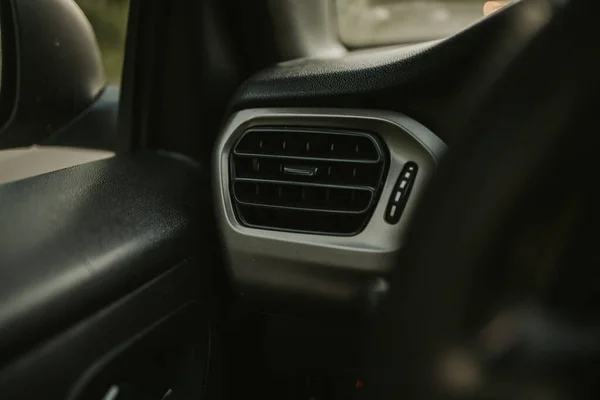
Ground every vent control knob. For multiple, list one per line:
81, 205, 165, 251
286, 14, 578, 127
283, 165, 318, 177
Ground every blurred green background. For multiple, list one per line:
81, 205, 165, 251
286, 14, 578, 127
76, 0, 129, 83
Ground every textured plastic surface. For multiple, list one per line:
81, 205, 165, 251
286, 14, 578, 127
0, 146, 113, 184
228, 0, 533, 146
0, 152, 215, 364
0, 266, 209, 400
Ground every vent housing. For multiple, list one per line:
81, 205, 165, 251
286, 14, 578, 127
230, 127, 388, 235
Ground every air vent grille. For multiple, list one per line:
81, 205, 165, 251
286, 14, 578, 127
230, 128, 387, 235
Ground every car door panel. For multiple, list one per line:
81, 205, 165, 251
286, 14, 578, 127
0, 153, 218, 398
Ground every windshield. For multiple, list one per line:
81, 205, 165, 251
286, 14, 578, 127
337, 0, 513, 46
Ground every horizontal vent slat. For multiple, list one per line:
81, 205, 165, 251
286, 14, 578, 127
234, 181, 372, 213
233, 158, 384, 186
230, 127, 387, 235
237, 205, 369, 235
232, 152, 382, 164
234, 177, 376, 191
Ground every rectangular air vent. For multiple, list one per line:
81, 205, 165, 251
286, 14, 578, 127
230, 128, 387, 235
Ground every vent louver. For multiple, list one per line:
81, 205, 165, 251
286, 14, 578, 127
230, 128, 388, 235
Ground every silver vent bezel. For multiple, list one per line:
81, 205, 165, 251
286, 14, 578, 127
214, 108, 446, 303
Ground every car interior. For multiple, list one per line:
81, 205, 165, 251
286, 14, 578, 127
0, 0, 598, 399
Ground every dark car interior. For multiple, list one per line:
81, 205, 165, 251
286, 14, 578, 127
0, 0, 598, 399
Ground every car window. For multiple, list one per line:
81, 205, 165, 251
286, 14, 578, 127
337, 0, 514, 46
76, 0, 129, 83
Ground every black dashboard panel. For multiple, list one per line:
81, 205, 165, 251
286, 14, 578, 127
228, 1, 530, 145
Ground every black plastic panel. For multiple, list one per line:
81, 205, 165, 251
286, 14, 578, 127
0, 262, 209, 400
228, 1, 533, 146
233, 157, 383, 186
234, 181, 372, 212
0, 152, 216, 365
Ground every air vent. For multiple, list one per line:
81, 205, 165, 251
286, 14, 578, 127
230, 128, 387, 235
